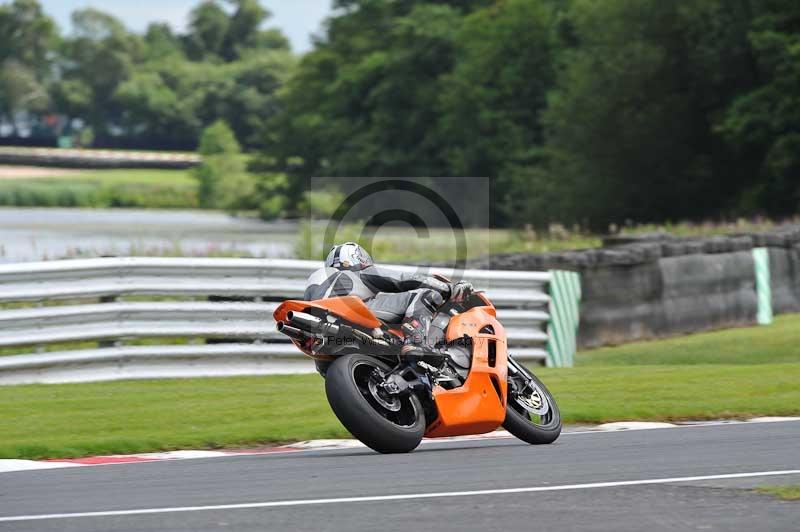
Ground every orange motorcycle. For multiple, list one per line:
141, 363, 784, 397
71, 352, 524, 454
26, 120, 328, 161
274, 286, 561, 453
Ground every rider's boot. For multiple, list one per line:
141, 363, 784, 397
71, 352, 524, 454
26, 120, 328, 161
400, 343, 449, 368
400, 316, 449, 368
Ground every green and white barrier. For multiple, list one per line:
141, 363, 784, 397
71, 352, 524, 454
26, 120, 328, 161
546, 270, 582, 367
752, 247, 773, 325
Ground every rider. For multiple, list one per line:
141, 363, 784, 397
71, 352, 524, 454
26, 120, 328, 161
304, 242, 472, 366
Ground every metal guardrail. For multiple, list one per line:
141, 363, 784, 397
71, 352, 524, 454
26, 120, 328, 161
0, 257, 552, 385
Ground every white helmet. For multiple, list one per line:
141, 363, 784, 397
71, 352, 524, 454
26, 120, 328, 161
325, 242, 373, 271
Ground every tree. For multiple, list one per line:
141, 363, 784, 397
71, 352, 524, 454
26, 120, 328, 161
0, 0, 56, 133
264, 2, 476, 212
144, 23, 184, 61
194, 120, 246, 208
0, 0, 57, 78
439, 0, 558, 225
113, 68, 189, 139
540, 0, 757, 229
185, 1, 230, 60
718, 0, 800, 215
221, 0, 269, 60
0, 60, 49, 133
56, 9, 142, 136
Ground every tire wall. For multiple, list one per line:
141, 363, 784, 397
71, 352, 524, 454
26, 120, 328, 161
469, 227, 800, 348
578, 251, 757, 348
768, 247, 800, 314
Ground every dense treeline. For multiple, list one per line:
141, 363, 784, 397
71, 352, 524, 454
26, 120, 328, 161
1, 0, 798, 229
0, 0, 293, 149
265, 0, 799, 229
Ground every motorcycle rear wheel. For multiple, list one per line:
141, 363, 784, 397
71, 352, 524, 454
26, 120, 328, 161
325, 353, 425, 453
503, 363, 562, 445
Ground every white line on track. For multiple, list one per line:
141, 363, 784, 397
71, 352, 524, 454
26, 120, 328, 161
1, 469, 799, 522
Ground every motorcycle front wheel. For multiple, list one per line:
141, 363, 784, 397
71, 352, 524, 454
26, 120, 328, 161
502, 359, 562, 445
325, 353, 425, 453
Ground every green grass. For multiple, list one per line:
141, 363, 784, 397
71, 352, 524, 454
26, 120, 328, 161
13, 168, 196, 185
576, 314, 800, 366
620, 217, 800, 239
0, 375, 338, 459
545, 363, 800, 423
1, 362, 798, 459
755, 485, 800, 501
0, 169, 198, 209
1, 315, 798, 460
296, 223, 602, 262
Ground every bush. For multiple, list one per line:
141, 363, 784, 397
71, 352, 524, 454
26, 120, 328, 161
0, 182, 99, 207
194, 120, 245, 208
0, 179, 198, 209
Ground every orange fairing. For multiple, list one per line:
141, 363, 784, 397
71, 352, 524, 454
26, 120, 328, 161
424, 306, 508, 438
275, 296, 510, 438
273, 296, 381, 330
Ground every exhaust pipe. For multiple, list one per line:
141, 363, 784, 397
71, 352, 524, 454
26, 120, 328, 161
284, 311, 390, 347
287, 311, 322, 330
276, 321, 309, 342
287, 311, 340, 335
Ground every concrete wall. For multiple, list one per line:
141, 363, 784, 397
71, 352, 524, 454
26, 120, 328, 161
470, 227, 800, 348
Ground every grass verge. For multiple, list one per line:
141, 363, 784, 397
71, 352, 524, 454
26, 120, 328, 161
0, 169, 198, 209
755, 486, 800, 501
1, 362, 798, 460
1, 315, 797, 460
576, 314, 800, 366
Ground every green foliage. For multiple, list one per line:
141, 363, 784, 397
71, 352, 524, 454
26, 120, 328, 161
264, 2, 471, 210
0, 0, 56, 128
2, 0, 800, 229
0, 169, 198, 209
198, 119, 241, 156
194, 120, 246, 208
0, 60, 49, 125
440, 0, 557, 225
112, 39, 295, 148
0, 0, 294, 150
254, 171, 290, 219
540, 0, 758, 229
259, 0, 800, 229
0, 0, 57, 76
185, 0, 230, 60
718, 2, 800, 215
300, 189, 346, 218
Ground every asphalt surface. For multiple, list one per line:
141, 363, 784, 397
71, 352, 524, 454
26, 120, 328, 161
1, 421, 798, 531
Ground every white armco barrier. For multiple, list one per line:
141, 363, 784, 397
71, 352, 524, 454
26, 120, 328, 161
0, 257, 555, 385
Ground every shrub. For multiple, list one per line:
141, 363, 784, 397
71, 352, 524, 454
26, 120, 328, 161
194, 120, 245, 208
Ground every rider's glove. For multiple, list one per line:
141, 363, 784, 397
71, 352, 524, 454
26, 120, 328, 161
450, 281, 474, 302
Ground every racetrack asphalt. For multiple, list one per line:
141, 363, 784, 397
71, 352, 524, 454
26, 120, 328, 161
1, 420, 798, 531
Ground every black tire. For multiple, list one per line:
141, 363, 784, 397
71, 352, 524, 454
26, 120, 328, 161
325, 353, 425, 454
314, 359, 331, 377
502, 366, 562, 445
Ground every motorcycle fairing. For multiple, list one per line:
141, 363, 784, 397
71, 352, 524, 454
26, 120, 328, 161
424, 306, 508, 437
273, 295, 508, 439
274, 296, 382, 329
